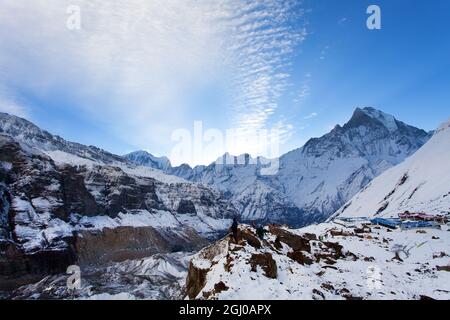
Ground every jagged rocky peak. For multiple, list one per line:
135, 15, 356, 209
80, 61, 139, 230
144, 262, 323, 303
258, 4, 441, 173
0, 112, 125, 164
346, 107, 398, 131
303, 107, 430, 159
345, 107, 431, 139
123, 150, 172, 171
173, 107, 432, 227
333, 116, 450, 218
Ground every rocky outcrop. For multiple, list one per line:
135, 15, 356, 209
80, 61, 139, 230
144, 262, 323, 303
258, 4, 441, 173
0, 128, 236, 292
185, 237, 230, 299
0, 240, 76, 291
185, 224, 365, 299
186, 221, 450, 300
75, 226, 208, 265
249, 253, 277, 278
269, 225, 312, 252
186, 261, 210, 299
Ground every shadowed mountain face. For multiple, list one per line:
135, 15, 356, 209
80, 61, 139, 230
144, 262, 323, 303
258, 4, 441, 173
126, 108, 431, 227
333, 117, 450, 219
0, 112, 126, 165
0, 113, 237, 291
123, 151, 172, 171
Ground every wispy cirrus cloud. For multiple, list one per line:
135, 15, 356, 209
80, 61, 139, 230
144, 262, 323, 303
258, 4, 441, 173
304, 112, 318, 120
0, 84, 28, 117
320, 45, 330, 60
338, 17, 348, 25
224, 1, 307, 135
0, 0, 307, 164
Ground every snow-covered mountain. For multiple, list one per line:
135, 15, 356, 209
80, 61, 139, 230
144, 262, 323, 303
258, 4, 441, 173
0, 112, 237, 291
129, 107, 430, 226
185, 223, 450, 300
0, 112, 126, 165
184, 117, 450, 301
333, 118, 450, 218
123, 150, 172, 171
11, 252, 194, 300
271, 107, 431, 224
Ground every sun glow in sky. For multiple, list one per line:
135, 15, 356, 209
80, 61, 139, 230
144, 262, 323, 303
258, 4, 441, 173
0, 0, 449, 166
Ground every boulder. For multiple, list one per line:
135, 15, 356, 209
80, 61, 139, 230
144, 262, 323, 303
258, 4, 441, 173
249, 253, 277, 279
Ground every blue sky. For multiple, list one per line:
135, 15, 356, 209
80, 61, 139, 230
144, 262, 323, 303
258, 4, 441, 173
0, 0, 449, 165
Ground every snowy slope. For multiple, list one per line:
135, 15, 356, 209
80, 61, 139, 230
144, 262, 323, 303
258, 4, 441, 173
123, 150, 172, 171
334, 118, 450, 218
186, 223, 450, 300
0, 112, 125, 165
11, 252, 194, 300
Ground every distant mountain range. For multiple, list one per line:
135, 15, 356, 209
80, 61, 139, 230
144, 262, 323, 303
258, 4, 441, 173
0, 108, 445, 297
184, 117, 450, 301
125, 107, 432, 226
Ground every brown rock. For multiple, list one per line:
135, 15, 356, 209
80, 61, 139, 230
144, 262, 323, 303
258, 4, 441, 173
288, 250, 314, 265
74, 226, 207, 265
321, 283, 335, 292
436, 265, 450, 272
239, 228, 261, 249
249, 253, 277, 279
269, 226, 311, 253
214, 281, 229, 294
186, 261, 210, 299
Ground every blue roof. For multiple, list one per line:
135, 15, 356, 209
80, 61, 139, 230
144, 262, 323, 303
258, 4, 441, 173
370, 218, 401, 228
401, 221, 439, 229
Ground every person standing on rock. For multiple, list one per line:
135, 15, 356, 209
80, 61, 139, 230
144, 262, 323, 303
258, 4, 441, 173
256, 225, 266, 240
231, 217, 239, 243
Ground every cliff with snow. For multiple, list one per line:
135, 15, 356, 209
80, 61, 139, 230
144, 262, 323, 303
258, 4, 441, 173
334, 118, 450, 218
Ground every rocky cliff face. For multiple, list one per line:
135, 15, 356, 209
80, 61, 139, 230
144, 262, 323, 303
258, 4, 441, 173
0, 114, 237, 290
333, 118, 450, 219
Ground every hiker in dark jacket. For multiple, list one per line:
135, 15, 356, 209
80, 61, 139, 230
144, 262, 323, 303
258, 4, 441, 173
231, 217, 239, 243
256, 225, 266, 240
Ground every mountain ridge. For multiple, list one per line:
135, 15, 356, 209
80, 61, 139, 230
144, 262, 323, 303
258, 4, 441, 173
0, 108, 433, 226
333, 117, 450, 219
156, 107, 432, 226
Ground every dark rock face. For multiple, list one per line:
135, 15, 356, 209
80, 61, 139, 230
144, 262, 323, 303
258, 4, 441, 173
59, 166, 103, 219
249, 253, 277, 279
0, 185, 12, 239
186, 261, 209, 299
74, 227, 208, 266
0, 133, 236, 291
177, 200, 197, 214
238, 228, 261, 249
269, 225, 311, 253
0, 240, 76, 291
287, 250, 313, 266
